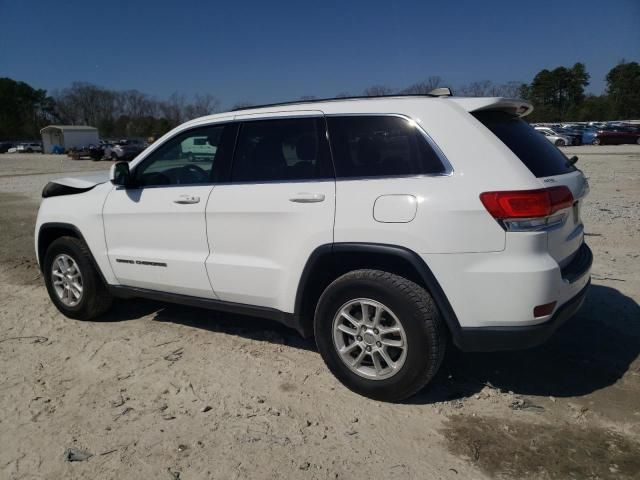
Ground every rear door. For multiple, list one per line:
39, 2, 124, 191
205, 112, 335, 312
473, 111, 588, 266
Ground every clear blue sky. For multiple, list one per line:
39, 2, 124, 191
1, 0, 638, 108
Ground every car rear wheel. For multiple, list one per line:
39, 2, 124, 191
314, 270, 446, 402
636, 137, 640, 145
43, 236, 112, 320
592, 138, 601, 145
554, 139, 565, 146
111, 152, 118, 161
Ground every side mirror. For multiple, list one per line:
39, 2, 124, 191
568, 155, 579, 166
110, 161, 131, 187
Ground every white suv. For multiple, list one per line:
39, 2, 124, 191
35, 93, 592, 401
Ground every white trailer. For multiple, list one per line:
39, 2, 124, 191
40, 125, 99, 153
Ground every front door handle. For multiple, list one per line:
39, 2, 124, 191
289, 193, 325, 203
173, 195, 200, 204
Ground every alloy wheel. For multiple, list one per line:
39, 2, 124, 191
332, 298, 407, 380
51, 254, 84, 307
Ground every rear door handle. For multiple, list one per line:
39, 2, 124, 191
289, 193, 326, 203
173, 195, 200, 204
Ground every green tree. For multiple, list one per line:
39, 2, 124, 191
0, 77, 56, 140
521, 63, 590, 122
606, 61, 640, 120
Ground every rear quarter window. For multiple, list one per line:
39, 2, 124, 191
473, 111, 576, 178
327, 116, 446, 178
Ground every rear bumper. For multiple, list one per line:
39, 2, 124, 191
421, 240, 592, 352
455, 280, 590, 352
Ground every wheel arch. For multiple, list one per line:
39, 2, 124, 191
37, 223, 108, 285
294, 243, 462, 344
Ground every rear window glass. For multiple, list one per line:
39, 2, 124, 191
327, 116, 446, 178
473, 111, 576, 178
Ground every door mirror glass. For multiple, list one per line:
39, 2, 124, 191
110, 161, 131, 186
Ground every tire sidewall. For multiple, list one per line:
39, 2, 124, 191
315, 274, 439, 400
43, 238, 99, 318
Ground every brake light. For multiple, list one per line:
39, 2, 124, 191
480, 186, 574, 219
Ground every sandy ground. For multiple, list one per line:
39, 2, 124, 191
0, 148, 638, 480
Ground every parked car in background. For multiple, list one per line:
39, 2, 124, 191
17, 142, 43, 153
0, 142, 15, 153
180, 135, 217, 162
536, 128, 572, 146
535, 127, 581, 146
585, 126, 640, 145
110, 140, 145, 161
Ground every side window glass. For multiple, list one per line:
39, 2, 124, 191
231, 117, 332, 182
327, 116, 446, 178
135, 125, 229, 187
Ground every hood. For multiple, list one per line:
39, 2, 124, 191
42, 171, 110, 198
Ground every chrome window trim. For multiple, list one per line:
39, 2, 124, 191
129, 112, 454, 189
323, 112, 454, 177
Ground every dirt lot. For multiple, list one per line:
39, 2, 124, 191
0, 149, 639, 479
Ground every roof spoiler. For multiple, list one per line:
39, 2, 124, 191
449, 97, 534, 117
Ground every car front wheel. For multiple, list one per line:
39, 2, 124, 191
314, 270, 446, 402
43, 236, 112, 320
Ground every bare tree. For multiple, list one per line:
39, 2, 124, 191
159, 92, 186, 126
362, 85, 394, 96
334, 92, 352, 98
458, 80, 524, 98
493, 81, 524, 98
53, 82, 116, 126
458, 80, 493, 97
183, 93, 221, 119
401, 76, 444, 94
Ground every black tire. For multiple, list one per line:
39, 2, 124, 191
592, 138, 601, 145
314, 269, 446, 402
111, 152, 118, 161
26, 148, 33, 153
43, 236, 112, 320
554, 139, 565, 147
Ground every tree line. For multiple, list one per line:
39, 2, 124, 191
1, 61, 638, 141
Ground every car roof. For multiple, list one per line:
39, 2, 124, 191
180, 95, 533, 127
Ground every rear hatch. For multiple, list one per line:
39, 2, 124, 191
473, 110, 588, 267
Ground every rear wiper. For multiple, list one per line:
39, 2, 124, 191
568, 155, 579, 166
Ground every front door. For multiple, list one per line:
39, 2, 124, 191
205, 113, 335, 312
103, 121, 236, 298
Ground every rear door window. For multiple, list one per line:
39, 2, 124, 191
327, 116, 446, 178
231, 117, 332, 182
473, 111, 576, 178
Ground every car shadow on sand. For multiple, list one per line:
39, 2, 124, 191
409, 283, 640, 404
100, 297, 317, 352
97, 284, 638, 402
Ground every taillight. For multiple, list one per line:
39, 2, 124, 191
480, 186, 574, 231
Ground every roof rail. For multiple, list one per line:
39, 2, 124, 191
231, 90, 454, 112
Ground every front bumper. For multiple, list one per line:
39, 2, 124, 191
454, 280, 590, 352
